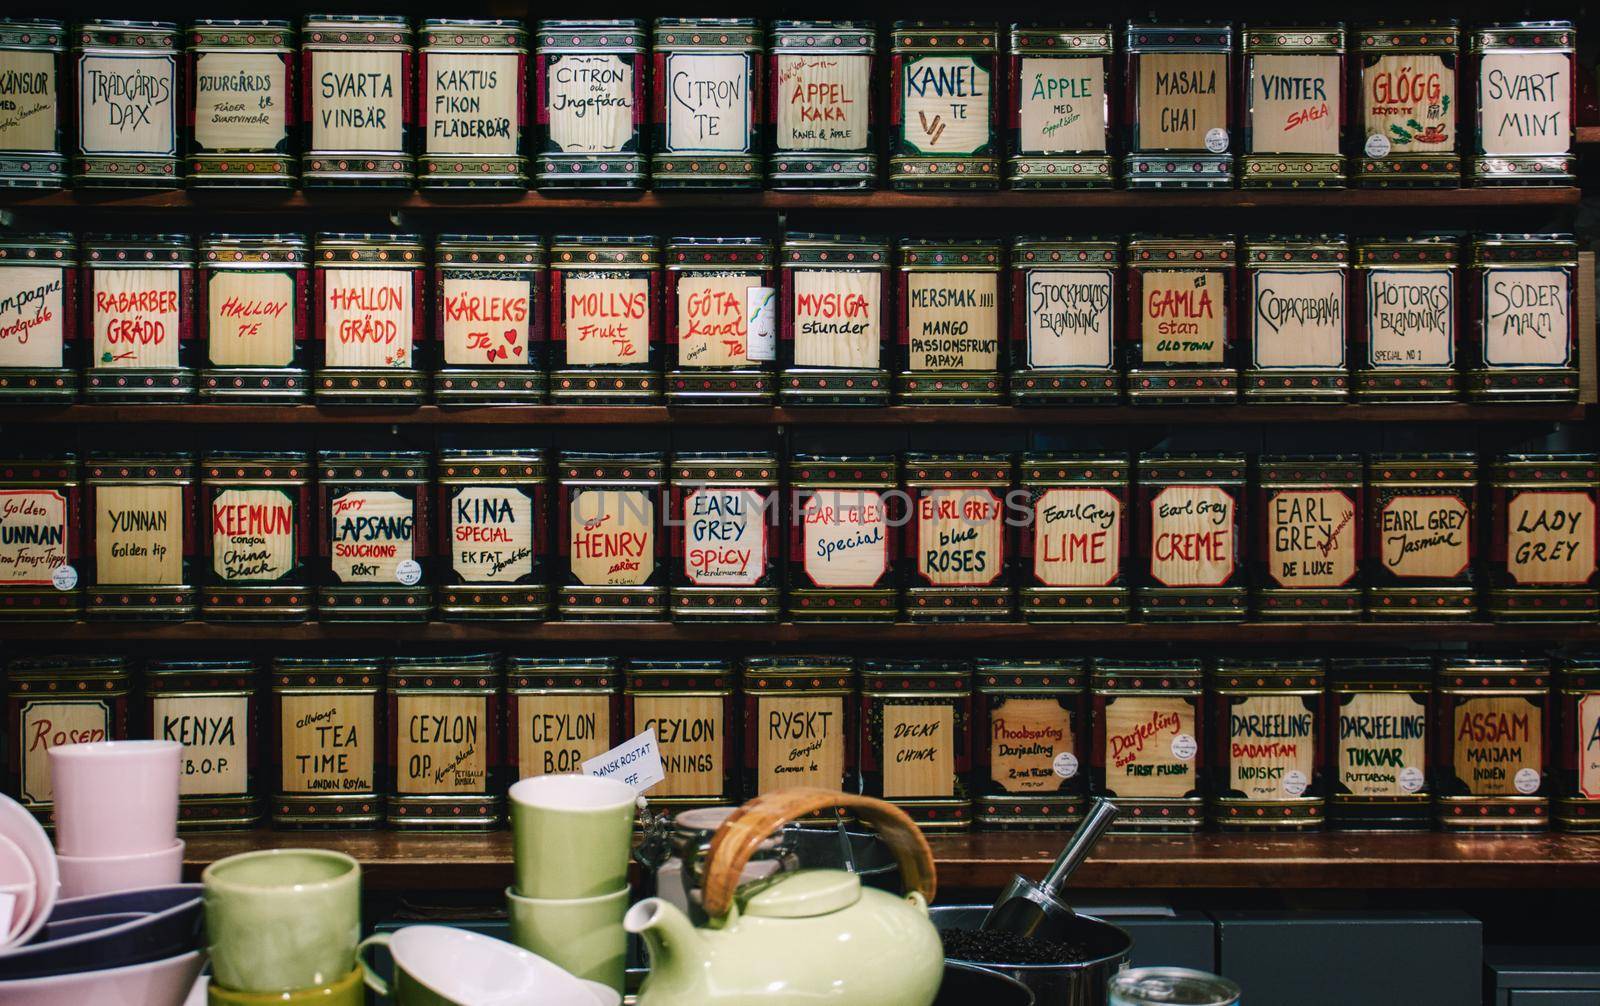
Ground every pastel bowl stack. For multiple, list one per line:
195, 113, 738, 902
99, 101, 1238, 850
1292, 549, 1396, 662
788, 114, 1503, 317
48, 741, 184, 900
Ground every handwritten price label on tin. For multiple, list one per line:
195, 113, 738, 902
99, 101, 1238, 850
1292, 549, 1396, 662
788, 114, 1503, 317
583, 728, 666, 794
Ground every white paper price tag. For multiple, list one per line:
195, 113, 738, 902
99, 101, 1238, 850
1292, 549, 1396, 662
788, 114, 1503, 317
746, 286, 777, 361
582, 728, 666, 794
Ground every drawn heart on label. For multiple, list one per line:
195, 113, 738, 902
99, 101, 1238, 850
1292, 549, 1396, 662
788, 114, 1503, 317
512, 346, 524, 357
504, 329, 518, 344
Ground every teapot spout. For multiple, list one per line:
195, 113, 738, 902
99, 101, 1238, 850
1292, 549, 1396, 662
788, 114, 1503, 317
625, 897, 705, 986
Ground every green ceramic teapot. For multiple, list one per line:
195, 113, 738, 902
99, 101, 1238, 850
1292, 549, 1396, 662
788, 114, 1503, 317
625, 789, 944, 1006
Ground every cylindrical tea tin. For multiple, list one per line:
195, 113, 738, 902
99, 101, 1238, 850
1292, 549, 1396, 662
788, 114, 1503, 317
145, 659, 260, 829
671, 451, 779, 622
507, 656, 620, 779
1367, 453, 1478, 618
0, 19, 66, 188
889, 22, 999, 190
73, 21, 181, 188
1242, 235, 1350, 402
432, 234, 546, 404
1019, 453, 1129, 621
665, 236, 775, 405
1123, 22, 1233, 188
1328, 656, 1432, 830
1007, 237, 1121, 404
188, 20, 295, 187
626, 659, 737, 811
82, 234, 196, 402
85, 452, 195, 620
1090, 657, 1205, 832
1487, 453, 1599, 620
312, 232, 426, 405
0, 232, 78, 401
437, 449, 549, 621
198, 234, 310, 402
5, 655, 129, 824
1209, 658, 1326, 830
1467, 234, 1578, 403
270, 656, 384, 828
1125, 236, 1237, 403
548, 234, 661, 405
418, 20, 526, 189
895, 239, 1004, 404
1240, 26, 1346, 188
787, 453, 899, 621
558, 451, 665, 620
1353, 234, 1461, 401
1007, 25, 1114, 188
200, 451, 311, 622
0, 455, 80, 620
779, 232, 891, 405
1111, 969, 1241, 1006
768, 21, 875, 189
742, 655, 856, 799
974, 657, 1088, 829
387, 653, 503, 829
861, 658, 973, 831
300, 14, 413, 187
904, 453, 1014, 621
1469, 22, 1574, 186
1436, 655, 1551, 832
1136, 453, 1247, 621
534, 20, 646, 190
1557, 655, 1600, 831
1354, 21, 1461, 187
1254, 454, 1364, 619
316, 450, 430, 621
651, 18, 762, 189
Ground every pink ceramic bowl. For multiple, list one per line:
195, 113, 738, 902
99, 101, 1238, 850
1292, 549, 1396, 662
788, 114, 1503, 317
57, 840, 184, 901
0, 949, 204, 1006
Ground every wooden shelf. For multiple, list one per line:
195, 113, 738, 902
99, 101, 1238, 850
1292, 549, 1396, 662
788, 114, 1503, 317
1578, 126, 1600, 145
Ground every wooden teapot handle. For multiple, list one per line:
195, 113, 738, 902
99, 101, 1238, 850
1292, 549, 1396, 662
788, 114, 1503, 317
700, 788, 937, 919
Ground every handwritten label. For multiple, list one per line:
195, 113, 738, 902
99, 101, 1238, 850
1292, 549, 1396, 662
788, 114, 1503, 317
1339, 692, 1426, 797
1137, 53, 1226, 150
564, 275, 648, 365
451, 486, 532, 583
208, 271, 293, 368
1033, 487, 1120, 586
93, 269, 180, 369
1250, 54, 1339, 154
212, 488, 294, 582
1019, 56, 1105, 153
884, 703, 953, 798
582, 727, 665, 794
20, 700, 108, 804
281, 693, 373, 793
990, 696, 1074, 793
95, 484, 182, 585
547, 54, 634, 153
569, 488, 653, 586
154, 694, 247, 796
665, 52, 749, 153
323, 268, 412, 369
776, 53, 867, 151
1268, 489, 1356, 588
1142, 271, 1224, 363
757, 694, 844, 793
1478, 52, 1568, 156
1506, 490, 1595, 585
311, 49, 401, 152
1483, 268, 1569, 367
683, 488, 765, 586
902, 55, 990, 154
442, 276, 529, 367
0, 265, 65, 369
427, 53, 517, 156
1104, 695, 1194, 798
636, 696, 722, 797
1380, 494, 1469, 578
0, 489, 67, 584
792, 270, 880, 369
1366, 270, 1453, 368
1026, 269, 1113, 369
906, 272, 998, 371
1149, 485, 1235, 587
0, 49, 57, 152
1454, 695, 1541, 796
1579, 694, 1600, 799
802, 489, 888, 588
677, 273, 756, 367
78, 54, 175, 155
521, 693, 612, 777
1252, 270, 1345, 368
398, 694, 486, 794
194, 51, 285, 152
1228, 694, 1315, 799
329, 489, 414, 584
917, 488, 1002, 587
1363, 54, 1454, 153
747, 287, 776, 360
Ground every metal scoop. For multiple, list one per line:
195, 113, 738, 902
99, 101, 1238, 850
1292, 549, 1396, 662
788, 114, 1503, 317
980, 798, 1119, 942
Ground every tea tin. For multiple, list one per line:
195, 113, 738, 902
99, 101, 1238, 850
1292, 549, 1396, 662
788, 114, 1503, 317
1007, 25, 1114, 188
1125, 236, 1238, 403
300, 15, 413, 187
664, 236, 775, 405
1353, 235, 1461, 401
534, 20, 646, 190
1240, 26, 1346, 188
974, 657, 1088, 829
5, 655, 130, 823
548, 235, 661, 405
861, 658, 973, 831
198, 234, 310, 402
1328, 656, 1432, 830
145, 659, 261, 829
0, 455, 80, 620
270, 656, 384, 828
651, 18, 762, 189
1007, 237, 1121, 404
1124, 22, 1233, 188
200, 451, 312, 622
312, 232, 427, 405
1367, 453, 1478, 618
418, 20, 526, 189
1018, 453, 1130, 621
187, 20, 296, 187
85, 452, 195, 620
437, 449, 549, 621
1436, 655, 1551, 832
82, 234, 196, 402
742, 655, 857, 800
1090, 657, 1205, 833
0, 19, 66, 188
387, 653, 503, 829
1487, 453, 1599, 621
1136, 453, 1247, 621
316, 450, 431, 622
896, 239, 1005, 404
73, 21, 181, 188
889, 22, 1000, 190
1254, 454, 1364, 619
0, 232, 78, 401
558, 451, 665, 620
1466, 234, 1578, 403
1556, 656, 1600, 831
670, 452, 779, 622
507, 656, 620, 779
1209, 657, 1326, 830
432, 235, 546, 404
787, 454, 899, 621
768, 21, 875, 190
1469, 22, 1574, 186
904, 453, 1014, 621
1242, 235, 1350, 403
1354, 21, 1461, 187
626, 659, 737, 812
779, 233, 891, 405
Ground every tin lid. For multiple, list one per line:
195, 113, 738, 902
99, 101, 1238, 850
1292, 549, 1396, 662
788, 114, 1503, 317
84, 236, 194, 265
1439, 656, 1551, 679
201, 234, 308, 265
789, 454, 897, 485
1136, 453, 1248, 481
771, 21, 875, 50
1125, 22, 1233, 50
0, 19, 66, 50
1009, 24, 1113, 54
782, 233, 890, 268
420, 20, 526, 47
891, 22, 999, 52
862, 658, 971, 681
904, 454, 1013, 486
7, 654, 128, 679
390, 652, 501, 673
1010, 237, 1121, 265
629, 659, 735, 689
559, 452, 666, 482
0, 233, 75, 265
314, 233, 426, 263
508, 655, 618, 672
898, 239, 1003, 272
1212, 658, 1326, 685
316, 451, 430, 481
1367, 454, 1479, 480
190, 20, 293, 48
535, 21, 646, 49
1329, 655, 1434, 681
1020, 453, 1130, 482
87, 453, 195, 479
1109, 968, 1242, 1006
146, 659, 257, 679
1561, 655, 1600, 676
671, 453, 778, 484
0, 456, 79, 480
549, 236, 660, 269
1242, 25, 1346, 52
301, 15, 413, 45
1243, 235, 1350, 262
203, 452, 311, 480
1356, 235, 1462, 265
1471, 22, 1574, 51
1256, 454, 1363, 483
273, 656, 384, 677
435, 236, 545, 265
1126, 236, 1236, 263
974, 657, 1088, 691
1491, 453, 1598, 480
76, 21, 180, 49
743, 656, 855, 690
1354, 21, 1460, 49
1091, 657, 1205, 685
666, 237, 773, 269
744, 655, 854, 674
1471, 234, 1577, 266
439, 449, 548, 479
653, 19, 762, 49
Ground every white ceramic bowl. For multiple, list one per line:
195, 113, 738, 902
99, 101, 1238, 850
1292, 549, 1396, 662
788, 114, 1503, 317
0, 794, 56, 946
56, 839, 184, 901
0, 949, 205, 1006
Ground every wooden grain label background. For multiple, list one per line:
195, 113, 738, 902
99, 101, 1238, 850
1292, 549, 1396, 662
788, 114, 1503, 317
1378, 494, 1470, 578
1362, 54, 1454, 151
1250, 54, 1339, 154
397, 693, 487, 794
1580, 693, 1600, 799
0, 489, 68, 585
330, 489, 413, 583
1268, 489, 1357, 588
1483, 268, 1570, 367
311, 49, 402, 152
517, 693, 611, 778
1477, 52, 1568, 156
280, 693, 374, 793
194, 51, 286, 152
901, 55, 991, 155
0, 265, 66, 368
563, 275, 649, 365
323, 268, 413, 369
664, 52, 749, 153
212, 487, 295, 582
1141, 271, 1225, 363
1137, 52, 1226, 149
1149, 485, 1235, 587
1026, 269, 1114, 369
917, 488, 1002, 586
152, 694, 248, 796
776, 52, 868, 151
208, 271, 294, 367
989, 696, 1073, 793
756, 694, 844, 793
1366, 270, 1452, 367
1019, 56, 1105, 153
450, 485, 533, 583
569, 488, 654, 586
96, 484, 182, 585
1227, 694, 1315, 799
93, 269, 180, 369
684, 488, 765, 586
802, 489, 888, 588
1104, 695, 1195, 798
20, 700, 109, 804
678, 272, 755, 367
906, 272, 998, 371
792, 270, 881, 369
1033, 487, 1120, 586
1338, 692, 1427, 797
0, 50, 57, 152
635, 694, 722, 797
1453, 695, 1541, 796
425, 52, 518, 156
546, 53, 635, 153
883, 702, 954, 798
79, 54, 176, 155
1506, 490, 1595, 585
1251, 270, 1345, 368
442, 276, 531, 367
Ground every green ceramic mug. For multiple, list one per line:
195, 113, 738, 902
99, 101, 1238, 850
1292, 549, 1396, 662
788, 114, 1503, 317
358, 925, 618, 1006
203, 848, 362, 994
506, 885, 629, 993
508, 775, 636, 899
206, 967, 364, 1006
